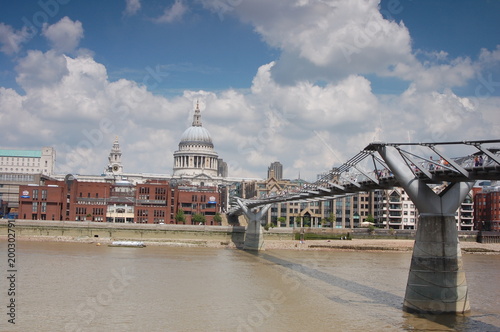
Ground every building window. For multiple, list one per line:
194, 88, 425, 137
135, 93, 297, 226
32, 202, 38, 213
41, 202, 47, 213
33, 189, 38, 200
42, 190, 47, 200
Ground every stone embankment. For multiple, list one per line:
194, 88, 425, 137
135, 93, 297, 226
1, 220, 499, 253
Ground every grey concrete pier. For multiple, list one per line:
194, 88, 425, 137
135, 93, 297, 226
236, 199, 271, 251
377, 145, 473, 314
404, 214, 469, 313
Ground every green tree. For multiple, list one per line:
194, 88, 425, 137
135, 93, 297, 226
213, 212, 222, 225
366, 214, 375, 224
295, 216, 302, 228
175, 209, 186, 224
277, 216, 286, 226
192, 213, 206, 225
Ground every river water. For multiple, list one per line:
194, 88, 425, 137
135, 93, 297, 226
1, 241, 499, 332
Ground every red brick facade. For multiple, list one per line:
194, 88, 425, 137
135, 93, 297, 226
18, 179, 222, 225
474, 190, 500, 232
175, 186, 221, 225
135, 180, 172, 224
18, 184, 64, 220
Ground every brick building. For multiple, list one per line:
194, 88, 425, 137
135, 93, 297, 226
19, 176, 111, 221
135, 180, 172, 224
474, 186, 500, 232
18, 177, 222, 225
175, 185, 221, 225
18, 183, 64, 221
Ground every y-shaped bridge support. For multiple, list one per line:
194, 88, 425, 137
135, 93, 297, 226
378, 146, 473, 314
236, 199, 271, 251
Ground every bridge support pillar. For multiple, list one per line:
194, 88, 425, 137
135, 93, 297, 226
377, 146, 473, 314
404, 213, 469, 313
236, 199, 271, 251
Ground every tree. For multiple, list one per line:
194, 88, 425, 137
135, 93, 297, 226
366, 214, 375, 224
277, 216, 286, 226
213, 212, 222, 225
192, 213, 206, 225
175, 209, 186, 224
295, 216, 302, 228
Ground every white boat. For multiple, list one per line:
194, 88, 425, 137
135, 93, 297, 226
108, 241, 146, 248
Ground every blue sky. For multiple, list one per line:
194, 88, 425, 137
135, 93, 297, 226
0, 0, 499, 180
1, 0, 278, 94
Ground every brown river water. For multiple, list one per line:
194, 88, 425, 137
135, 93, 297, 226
1, 241, 499, 331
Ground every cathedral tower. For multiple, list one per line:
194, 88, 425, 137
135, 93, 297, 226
106, 136, 123, 175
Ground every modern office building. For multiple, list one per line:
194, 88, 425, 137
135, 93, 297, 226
267, 161, 283, 180
243, 170, 476, 231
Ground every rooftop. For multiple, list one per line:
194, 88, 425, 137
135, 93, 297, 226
0, 149, 42, 158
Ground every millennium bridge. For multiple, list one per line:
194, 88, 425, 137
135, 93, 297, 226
229, 139, 500, 314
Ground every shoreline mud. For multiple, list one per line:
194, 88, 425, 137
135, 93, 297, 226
4, 235, 500, 254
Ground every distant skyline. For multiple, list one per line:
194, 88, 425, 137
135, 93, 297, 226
0, 0, 499, 181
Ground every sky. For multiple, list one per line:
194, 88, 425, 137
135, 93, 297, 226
0, 0, 499, 181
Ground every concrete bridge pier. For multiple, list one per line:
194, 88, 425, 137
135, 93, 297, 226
405, 213, 469, 313
236, 199, 271, 251
378, 146, 473, 314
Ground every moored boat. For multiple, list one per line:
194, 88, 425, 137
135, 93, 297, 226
108, 241, 146, 248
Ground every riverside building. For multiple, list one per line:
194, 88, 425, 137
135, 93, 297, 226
18, 177, 223, 225
242, 168, 475, 231
473, 184, 500, 231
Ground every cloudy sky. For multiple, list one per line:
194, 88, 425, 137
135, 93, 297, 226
0, 0, 499, 181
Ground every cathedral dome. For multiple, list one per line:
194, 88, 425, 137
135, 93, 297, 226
173, 102, 219, 179
180, 126, 212, 144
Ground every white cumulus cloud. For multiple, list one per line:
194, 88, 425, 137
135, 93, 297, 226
220, 0, 413, 83
1, 3, 500, 180
42, 17, 84, 54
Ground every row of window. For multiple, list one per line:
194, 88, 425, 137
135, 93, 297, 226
181, 203, 216, 209
137, 209, 167, 217
76, 201, 106, 205
137, 195, 167, 200
32, 189, 48, 200
191, 195, 210, 202
0, 157, 40, 161
32, 202, 47, 212
0, 168, 43, 172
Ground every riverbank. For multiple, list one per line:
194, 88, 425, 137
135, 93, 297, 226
5, 234, 500, 254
